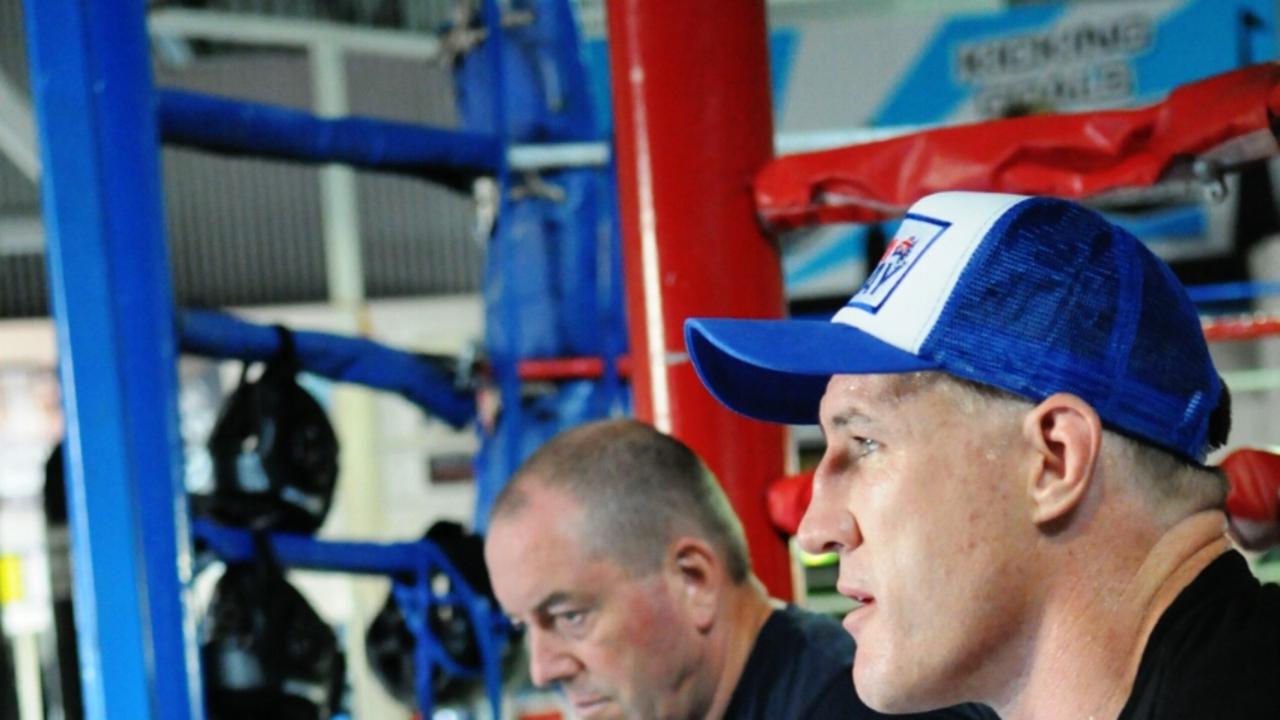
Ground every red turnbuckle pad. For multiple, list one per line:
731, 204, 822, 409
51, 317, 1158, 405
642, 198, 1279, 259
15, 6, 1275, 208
767, 469, 815, 537
1223, 448, 1280, 523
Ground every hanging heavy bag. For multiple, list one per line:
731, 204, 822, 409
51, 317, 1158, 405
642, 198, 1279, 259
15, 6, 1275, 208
201, 548, 345, 720
201, 328, 339, 534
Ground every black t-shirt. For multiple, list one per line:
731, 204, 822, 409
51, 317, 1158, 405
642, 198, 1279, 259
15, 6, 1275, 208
1119, 550, 1280, 719
724, 604, 997, 720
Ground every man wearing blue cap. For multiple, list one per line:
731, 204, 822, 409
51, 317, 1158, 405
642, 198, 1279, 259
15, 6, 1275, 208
686, 192, 1280, 719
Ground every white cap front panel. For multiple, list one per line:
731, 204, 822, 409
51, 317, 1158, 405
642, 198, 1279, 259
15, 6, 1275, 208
831, 191, 1029, 354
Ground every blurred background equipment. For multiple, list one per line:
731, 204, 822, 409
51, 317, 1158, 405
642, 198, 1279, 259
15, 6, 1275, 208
201, 329, 340, 534
364, 520, 507, 710
39, 444, 80, 720
201, 560, 345, 720
0, 598, 16, 720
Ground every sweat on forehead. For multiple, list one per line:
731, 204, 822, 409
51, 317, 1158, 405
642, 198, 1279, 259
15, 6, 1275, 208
822, 372, 1028, 418
831, 372, 935, 398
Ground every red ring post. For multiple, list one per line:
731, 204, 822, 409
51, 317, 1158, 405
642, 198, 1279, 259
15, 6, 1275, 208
607, 0, 792, 598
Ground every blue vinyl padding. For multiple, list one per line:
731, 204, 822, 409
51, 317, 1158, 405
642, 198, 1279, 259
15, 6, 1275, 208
158, 89, 503, 180
179, 309, 476, 428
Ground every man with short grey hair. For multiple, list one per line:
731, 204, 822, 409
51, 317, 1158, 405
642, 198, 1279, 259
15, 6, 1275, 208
686, 191, 1280, 719
484, 418, 992, 719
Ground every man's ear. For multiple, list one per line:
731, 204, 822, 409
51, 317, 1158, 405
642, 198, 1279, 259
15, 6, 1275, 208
1021, 393, 1102, 528
667, 537, 723, 632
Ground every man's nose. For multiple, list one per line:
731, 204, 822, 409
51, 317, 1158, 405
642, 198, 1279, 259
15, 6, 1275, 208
527, 627, 581, 688
797, 452, 862, 556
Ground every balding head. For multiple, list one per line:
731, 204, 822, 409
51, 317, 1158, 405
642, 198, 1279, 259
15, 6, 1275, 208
490, 419, 751, 583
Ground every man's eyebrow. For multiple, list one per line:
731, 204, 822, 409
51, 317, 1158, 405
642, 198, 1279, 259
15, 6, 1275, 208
532, 591, 575, 615
824, 409, 875, 430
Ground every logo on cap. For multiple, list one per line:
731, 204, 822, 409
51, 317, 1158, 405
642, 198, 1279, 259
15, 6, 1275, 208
848, 214, 950, 313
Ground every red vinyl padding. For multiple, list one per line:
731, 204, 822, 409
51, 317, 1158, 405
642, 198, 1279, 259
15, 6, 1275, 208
756, 63, 1280, 231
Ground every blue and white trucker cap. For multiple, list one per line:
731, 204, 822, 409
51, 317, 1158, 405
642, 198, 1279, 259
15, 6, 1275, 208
685, 191, 1223, 463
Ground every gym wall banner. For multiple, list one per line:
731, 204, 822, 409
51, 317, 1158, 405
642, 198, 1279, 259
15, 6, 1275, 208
765, 0, 1274, 300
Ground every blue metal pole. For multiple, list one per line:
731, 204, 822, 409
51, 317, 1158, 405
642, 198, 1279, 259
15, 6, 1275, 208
22, 2, 202, 719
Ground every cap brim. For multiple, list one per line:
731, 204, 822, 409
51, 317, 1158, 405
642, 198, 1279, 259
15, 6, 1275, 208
684, 317, 937, 424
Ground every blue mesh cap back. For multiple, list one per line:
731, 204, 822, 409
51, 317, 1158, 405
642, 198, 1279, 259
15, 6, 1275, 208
920, 196, 1222, 462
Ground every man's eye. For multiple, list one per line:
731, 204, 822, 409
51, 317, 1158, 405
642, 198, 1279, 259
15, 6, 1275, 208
554, 609, 588, 632
853, 437, 880, 458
